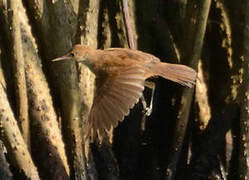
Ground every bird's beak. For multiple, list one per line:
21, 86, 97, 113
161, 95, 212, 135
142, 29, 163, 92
51, 56, 86, 63
51, 55, 72, 62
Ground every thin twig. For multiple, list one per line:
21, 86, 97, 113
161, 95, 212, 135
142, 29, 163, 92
122, 0, 135, 49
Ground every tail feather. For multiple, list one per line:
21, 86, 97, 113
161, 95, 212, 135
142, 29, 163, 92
154, 62, 197, 88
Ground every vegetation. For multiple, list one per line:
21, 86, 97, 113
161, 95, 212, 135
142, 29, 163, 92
0, 0, 248, 179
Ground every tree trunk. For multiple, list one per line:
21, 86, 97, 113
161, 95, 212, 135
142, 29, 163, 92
0, 0, 248, 179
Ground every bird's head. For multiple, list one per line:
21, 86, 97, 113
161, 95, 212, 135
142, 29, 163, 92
52, 44, 94, 63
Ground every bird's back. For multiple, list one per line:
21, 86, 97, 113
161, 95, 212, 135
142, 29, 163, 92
103, 48, 160, 64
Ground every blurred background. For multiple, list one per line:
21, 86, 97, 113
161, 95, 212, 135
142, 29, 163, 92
0, 0, 248, 180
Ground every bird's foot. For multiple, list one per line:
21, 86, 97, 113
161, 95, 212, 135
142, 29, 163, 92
143, 107, 153, 116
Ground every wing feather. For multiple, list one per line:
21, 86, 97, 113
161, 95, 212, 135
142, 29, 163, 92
88, 66, 146, 136
101, 95, 121, 130
106, 91, 130, 116
96, 100, 108, 130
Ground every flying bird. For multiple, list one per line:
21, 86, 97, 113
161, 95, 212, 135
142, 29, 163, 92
53, 45, 197, 136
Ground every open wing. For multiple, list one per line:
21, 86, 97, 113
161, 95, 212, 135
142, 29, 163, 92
88, 66, 146, 137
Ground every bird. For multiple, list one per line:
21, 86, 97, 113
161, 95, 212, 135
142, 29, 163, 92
53, 44, 197, 137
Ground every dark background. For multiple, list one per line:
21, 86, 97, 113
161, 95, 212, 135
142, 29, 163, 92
0, 0, 249, 180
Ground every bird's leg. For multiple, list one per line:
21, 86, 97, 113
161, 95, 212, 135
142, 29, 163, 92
141, 95, 148, 114
141, 81, 156, 116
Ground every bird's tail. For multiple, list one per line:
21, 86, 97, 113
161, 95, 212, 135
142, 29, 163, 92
154, 62, 197, 88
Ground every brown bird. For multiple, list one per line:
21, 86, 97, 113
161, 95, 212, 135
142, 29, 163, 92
53, 44, 197, 136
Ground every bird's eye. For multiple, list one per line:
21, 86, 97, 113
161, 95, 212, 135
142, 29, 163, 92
70, 52, 75, 57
